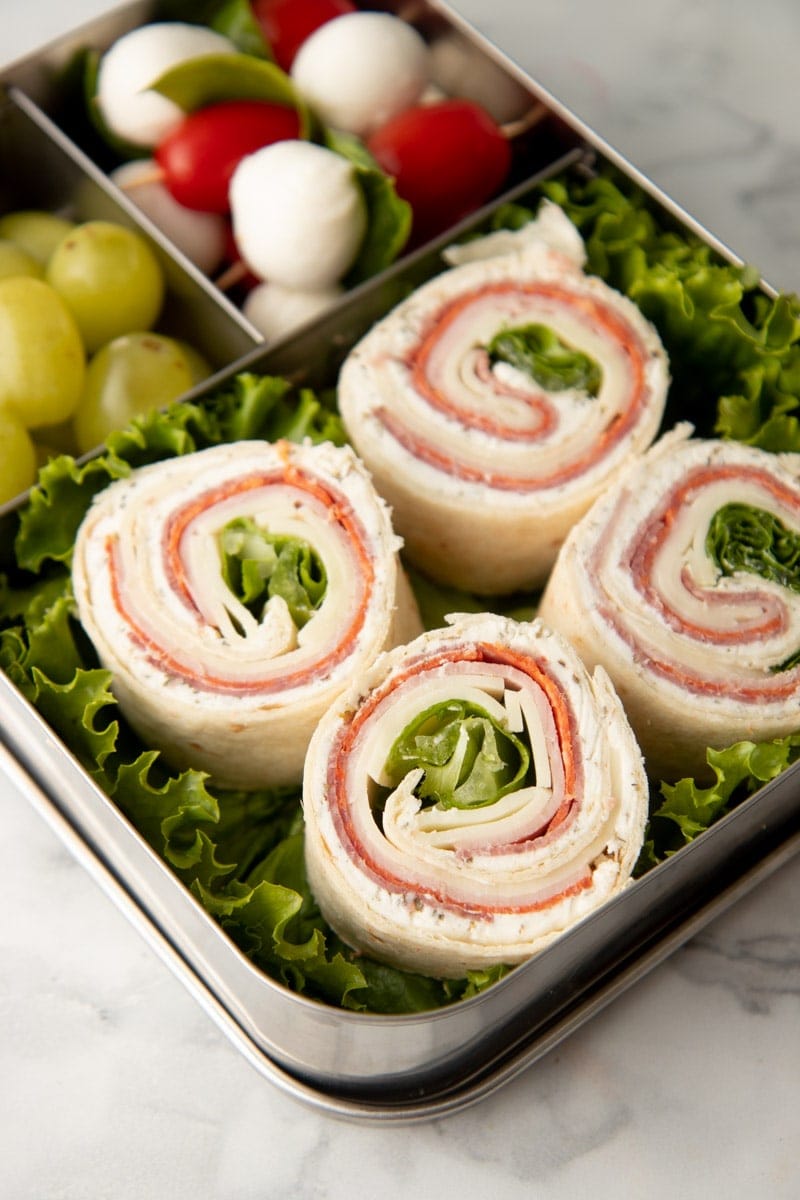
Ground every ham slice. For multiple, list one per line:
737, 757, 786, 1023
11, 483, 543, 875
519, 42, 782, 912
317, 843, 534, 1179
337, 210, 669, 594
302, 613, 648, 978
539, 428, 800, 780
72, 440, 422, 789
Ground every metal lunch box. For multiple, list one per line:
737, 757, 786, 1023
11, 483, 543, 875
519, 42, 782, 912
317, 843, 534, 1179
1, 0, 798, 1122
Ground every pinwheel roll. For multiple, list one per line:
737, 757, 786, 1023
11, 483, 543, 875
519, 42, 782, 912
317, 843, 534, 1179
338, 211, 669, 595
302, 613, 648, 978
538, 428, 800, 781
72, 440, 422, 789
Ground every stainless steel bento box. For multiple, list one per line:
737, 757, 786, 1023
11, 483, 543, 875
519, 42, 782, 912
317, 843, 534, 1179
1, 0, 799, 1122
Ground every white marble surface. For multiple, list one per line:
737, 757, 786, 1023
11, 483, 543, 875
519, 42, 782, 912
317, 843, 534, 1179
2, 1, 800, 1196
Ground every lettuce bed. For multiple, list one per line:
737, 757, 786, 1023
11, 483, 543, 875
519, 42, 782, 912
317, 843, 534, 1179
2, 170, 800, 1013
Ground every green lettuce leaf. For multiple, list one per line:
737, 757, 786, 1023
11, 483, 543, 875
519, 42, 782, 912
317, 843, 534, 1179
384, 699, 531, 810
704, 502, 800, 670
636, 733, 800, 873
8, 169, 800, 1014
113, 752, 234, 889
0, 575, 81, 683
33, 667, 120, 780
487, 322, 602, 395
219, 517, 327, 628
706, 503, 800, 593
0, 374, 507, 1012
16, 454, 131, 572
530, 171, 800, 447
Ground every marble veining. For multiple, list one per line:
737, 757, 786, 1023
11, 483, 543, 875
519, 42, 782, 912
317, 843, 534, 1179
679, 932, 800, 1014
2, 1, 800, 1196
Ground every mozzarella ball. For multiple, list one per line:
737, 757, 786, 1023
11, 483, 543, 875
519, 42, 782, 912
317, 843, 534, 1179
229, 141, 367, 289
110, 160, 227, 275
243, 280, 342, 341
96, 23, 237, 149
291, 12, 430, 137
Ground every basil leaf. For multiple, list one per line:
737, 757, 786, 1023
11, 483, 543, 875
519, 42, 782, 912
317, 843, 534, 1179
149, 52, 311, 136
324, 128, 412, 284
384, 700, 531, 810
208, 0, 271, 58
487, 323, 602, 396
219, 517, 326, 628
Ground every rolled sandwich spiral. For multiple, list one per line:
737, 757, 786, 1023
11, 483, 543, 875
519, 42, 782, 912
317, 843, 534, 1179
539, 429, 800, 781
338, 206, 670, 594
72, 440, 422, 789
302, 613, 648, 978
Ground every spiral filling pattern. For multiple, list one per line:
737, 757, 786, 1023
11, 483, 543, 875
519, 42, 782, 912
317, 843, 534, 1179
539, 429, 800, 779
302, 614, 647, 977
72, 439, 421, 788
338, 237, 669, 592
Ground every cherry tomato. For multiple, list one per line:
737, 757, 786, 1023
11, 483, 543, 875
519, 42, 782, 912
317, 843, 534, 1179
252, 0, 356, 71
155, 100, 302, 213
367, 99, 512, 244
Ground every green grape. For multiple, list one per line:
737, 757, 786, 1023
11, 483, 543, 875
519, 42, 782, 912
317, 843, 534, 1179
0, 406, 37, 505
0, 239, 43, 280
73, 331, 207, 453
0, 210, 75, 265
0, 277, 86, 429
46, 220, 165, 354
176, 339, 213, 385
